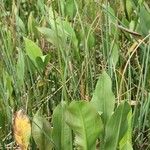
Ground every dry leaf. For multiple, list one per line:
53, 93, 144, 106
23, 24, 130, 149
126, 39, 142, 57
13, 109, 31, 150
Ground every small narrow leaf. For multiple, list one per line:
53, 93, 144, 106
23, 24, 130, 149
126, 0, 133, 19
111, 42, 119, 67
91, 71, 115, 125
65, 101, 103, 150
16, 49, 24, 87
52, 102, 72, 150
13, 109, 31, 150
36, 54, 50, 70
32, 112, 53, 150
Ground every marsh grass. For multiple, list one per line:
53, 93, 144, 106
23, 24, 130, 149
0, 0, 150, 149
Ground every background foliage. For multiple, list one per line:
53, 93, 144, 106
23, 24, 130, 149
0, 0, 150, 149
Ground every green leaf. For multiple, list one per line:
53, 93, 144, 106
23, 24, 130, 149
3, 71, 13, 101
104, 102, 131, 150
87, 30, 95, 49
32, 112, 53, 150
24, 38, 43, 67
0, 101, 7, 136
119, 110, 133, 150
126, 0, 133, 19
52, 102, 72, 150
120, 142, 133, 150
139, 6, 150, 35
102, 4, 116, 24
110, 42, 119, 67
65, 101, 103, 150
16, 49, 24, 87
17, 16, 26, 33
36, 54, 50, 70
91, 71, 115, 125
37, 27, 59, 46
28, 12, 38, 36
65, 0, 76, 19
62, 21, 78, 48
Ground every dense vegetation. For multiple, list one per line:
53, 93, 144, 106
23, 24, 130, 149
0, 0, 150, 149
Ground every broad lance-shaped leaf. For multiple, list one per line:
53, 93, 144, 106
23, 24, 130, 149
52, 102, 72, 150
65, 0, 76, 19
65, 101, 103, 150
37, 27, 58, 46
24, 37, 43, 67
104, 102, 131, 150
13, 109, 31, 150
32, 112, 53, 150
91, 71, 115, 125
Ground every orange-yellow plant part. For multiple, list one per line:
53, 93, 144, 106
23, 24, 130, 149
13, 109, 31, 150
